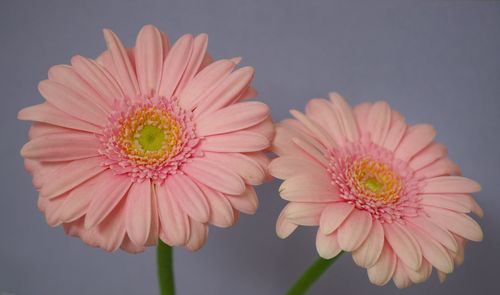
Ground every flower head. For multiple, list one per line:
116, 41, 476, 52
271, 93, 483, 288
19, 25, 273, 252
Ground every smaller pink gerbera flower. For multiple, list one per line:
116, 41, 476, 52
271, 92, 483, 288
19, 25, 273, 253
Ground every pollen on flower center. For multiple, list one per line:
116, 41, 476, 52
349, 158, 402, 204
100, 97, 200, 183
137, 125, 166, 151
115, 105, 183, 163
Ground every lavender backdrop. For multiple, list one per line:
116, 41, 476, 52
1, 0, 499, 294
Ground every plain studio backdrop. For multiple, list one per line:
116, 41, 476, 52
1, 0, 499, 294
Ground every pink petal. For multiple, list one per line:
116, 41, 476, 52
196, 101, 270, 136
422, 176, 481, 194
182, 157, 245, 195
383, 222, 422, 270
158, 34, 193, 98
203, 152, 266, 186
284, 202, 326, 226
276, 205, 298, 238
174, 34, 209, 95
306, 98, 346, 147
102, 29, 139, 97
40, 157, 106, 199
226, 185, 258, 215
408, 216, 458, 252
408, 224, 454, 273
353, 102, 373, 135
337, 209, 373, 251
394, 124, 436, 161
95, 200, 127, 252
21, 133, 100, 162
38, 80, 107, 126
48, 65, 111, 112
125, 181, 152, 246
319, 202, 354, 234
409, 143, 447, 171
419, 194, 471, 213
84, 172, 132, 228
185, 219, 208, 251
279, 174, 338, 203
168, 174, 210, 223
57, 175, 103, 223
352, 220, 384, 268
135, 25, 164, 95
292, 137, 329, 167
316, 230, 342, 259
200, 131, 269, 152
328, 92, 359, 142
18, 103, 101, 134
415, 158, 460, 178
424, 207, 483, 242
268, 156, 324, 180
367, 243, 397, 286
178, 59, 235, 110
71, 55, 123, 106
382, 119, 407, 152
198, 183, 235, 228
366, 101, 391, 145
194, 67, 254, 118
289, 109, 336, 148
404, 258, 432, 283
392, 261, 412, 289
156, 184, 190, 245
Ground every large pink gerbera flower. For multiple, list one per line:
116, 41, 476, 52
19, 25, 273, 253
271, 93, 483, 288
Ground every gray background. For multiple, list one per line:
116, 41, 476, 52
1, 0, 499, 294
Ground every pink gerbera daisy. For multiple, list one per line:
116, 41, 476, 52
19, 25, 273, 253
271, 93, 483, 288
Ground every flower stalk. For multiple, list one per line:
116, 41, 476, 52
286, 252, 343, 295
157, 240, 175, 295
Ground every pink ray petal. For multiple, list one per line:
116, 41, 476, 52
38, 80, 108, 126
422, 176, 481, 194
319, 202, 354, 234
18, 103, 101, 134
135, 25, 164, 96
71, 55, 123, 105
367, 243, 397, 286
366, 101, 391, 145
125, 180, 152, 246
158, 34, 193, 98
102, 29, 139, 98
174, 34, 209, 95
316, 230, 342, 259
200, 131, 269, 152
84, 172, 132, 228
182, 157, 245, 195
352, 220, 384, 268
383, 222, 422, 270
168, 174, 210, 223
156, 184, 190, 245
196, 101, 270, 136
225, 185, 259, 215
178, 59, 235, 110
21, 132, 100, 162
40, 157, 106, 199
394, 124, 436, 161
337, 209, 373, 251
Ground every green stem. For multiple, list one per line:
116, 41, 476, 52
286, 252, 343, 295
157, 240, 175, 295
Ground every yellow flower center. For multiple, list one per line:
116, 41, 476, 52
116, 106, 182, 164
350, 158, 402, 204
